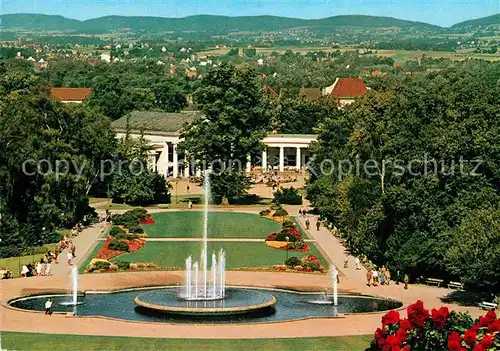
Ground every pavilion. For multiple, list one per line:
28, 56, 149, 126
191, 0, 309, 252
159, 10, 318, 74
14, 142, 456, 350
112, 110, 317, 178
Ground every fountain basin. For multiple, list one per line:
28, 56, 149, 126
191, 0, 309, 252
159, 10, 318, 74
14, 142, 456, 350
135, 288, 276, 316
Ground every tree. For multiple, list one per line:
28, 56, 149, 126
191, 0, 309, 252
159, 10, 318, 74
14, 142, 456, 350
180, 62, 271, 202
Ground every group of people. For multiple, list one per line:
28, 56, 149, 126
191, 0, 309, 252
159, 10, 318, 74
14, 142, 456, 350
254, 171, 297, 186
366, 266, 409, 289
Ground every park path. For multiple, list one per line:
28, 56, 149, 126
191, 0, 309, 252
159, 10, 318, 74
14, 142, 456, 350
50, 223, 107, 276
296, 214, 368, 283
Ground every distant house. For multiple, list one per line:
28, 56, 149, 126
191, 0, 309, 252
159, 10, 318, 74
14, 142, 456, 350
299, 88, 322, 102
100, 52, 111, 62
51, 88, 93, 104
323, 78, 368, 106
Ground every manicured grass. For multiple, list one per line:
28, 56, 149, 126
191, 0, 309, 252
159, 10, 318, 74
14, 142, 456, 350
1, 332, 372, 351
112, 241, 327, 269
144, 211, 281, 238
78, 240, 105, 274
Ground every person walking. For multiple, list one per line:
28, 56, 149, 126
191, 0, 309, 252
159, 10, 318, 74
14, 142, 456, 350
45, 298, 53, 315
404, 274, 409, 290
395, 270, 400, 285
372, 269, 379, 286
366, 269, 373, 287
45, 262, 51, 276
316, 220, 321, 231
21, 265, 29, 277
385, 268, 391, 285
343, 254, 349, 268
36, 260, 43, 276
355, 257, 361, 270
305, 218, 310, 230
67, 251, 73, 266
71, 243, 76, 258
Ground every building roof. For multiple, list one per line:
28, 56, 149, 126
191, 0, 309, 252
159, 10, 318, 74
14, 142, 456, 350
329, 78, 367, 99
299, 87, 321, 101
51, 88, 93, 102
112, 110, 201, 134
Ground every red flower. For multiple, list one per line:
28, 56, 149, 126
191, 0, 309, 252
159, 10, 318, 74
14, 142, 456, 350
479, 310, 497, 327
471, 324, 481, 332
480, 335, 494, 349
395, 328, 408, 344
407, 300, 430, 328
386, 335, 400, 347
401, 347, 411, 351
382, 345, 391, 351
400, 318, 413, 331
447, 339, 462, 351
488, 319, 500, 333
472, 344, 486, 351
375, 327, 385, 339
378, 337, 386, 347
463, 330, 477, 345
431, 306, 450, 328
383, 310, 401, 326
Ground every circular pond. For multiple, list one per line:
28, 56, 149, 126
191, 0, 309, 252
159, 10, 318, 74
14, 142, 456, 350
10, 287, 402, 324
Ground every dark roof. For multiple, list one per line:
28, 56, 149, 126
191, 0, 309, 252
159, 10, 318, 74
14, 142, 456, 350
51, 88, 93, 102
112, 110, 200, 134
299, 87, 321, 101
330, 78, 367, 99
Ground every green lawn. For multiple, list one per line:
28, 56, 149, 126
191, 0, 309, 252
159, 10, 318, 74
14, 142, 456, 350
145, 211, 281, 238
112, 241, 327, 269
0, 332, 372, 351
78, 240, 106, 274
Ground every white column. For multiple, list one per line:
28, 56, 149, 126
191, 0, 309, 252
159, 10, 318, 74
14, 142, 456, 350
262, 148, 267, 170
184, 153, 190, 178
157, 143, 169, 177
173, 143, 179, 178
279, 146, 284, 172
246, 154, 251, 173
195, 166, 201, 177
296, 147, 301, 170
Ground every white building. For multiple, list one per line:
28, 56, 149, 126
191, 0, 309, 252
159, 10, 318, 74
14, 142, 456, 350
113, 111, 316, 178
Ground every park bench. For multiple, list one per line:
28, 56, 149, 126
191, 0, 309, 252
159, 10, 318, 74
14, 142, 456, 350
478, 302, 497, 311
425, 278, 444, 287
447, 281, 464, 290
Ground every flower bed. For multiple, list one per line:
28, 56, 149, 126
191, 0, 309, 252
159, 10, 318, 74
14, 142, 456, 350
265, 241, 289, 249
370, 300, 500, 351
95, 237, 146, 260
139, 217, 156, 225
236, 265, 327, 274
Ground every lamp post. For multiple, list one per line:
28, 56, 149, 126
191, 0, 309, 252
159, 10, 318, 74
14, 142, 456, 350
285, 236, 290, 262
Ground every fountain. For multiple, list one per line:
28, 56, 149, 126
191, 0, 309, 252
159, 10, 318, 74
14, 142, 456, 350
134, 172, 276, 316
306, 265, 339, 305
182, 175, 226, 300
59, 266, 83, 306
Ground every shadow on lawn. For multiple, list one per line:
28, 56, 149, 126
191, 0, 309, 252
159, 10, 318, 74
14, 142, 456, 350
441, 290, 496, 307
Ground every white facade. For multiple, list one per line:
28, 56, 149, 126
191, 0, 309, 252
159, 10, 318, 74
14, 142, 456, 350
115, 132, 317, 178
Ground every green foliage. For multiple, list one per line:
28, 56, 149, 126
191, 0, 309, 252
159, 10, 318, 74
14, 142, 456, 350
282, 219, 295, 228
308, 61, 500, 290
259, 209, 271, 216
273, 187, 302, 205
109, 226, 127, 237
270, 203, 282, 210
273, 208, 289, 217
91, 261, 111, 271
126, 224, 144, 234
284, 256, 302, 268
108, 239, 129, 252
115, 260, 131, 270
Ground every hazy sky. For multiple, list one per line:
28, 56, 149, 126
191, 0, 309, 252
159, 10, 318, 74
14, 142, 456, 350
2, 0, 499, 27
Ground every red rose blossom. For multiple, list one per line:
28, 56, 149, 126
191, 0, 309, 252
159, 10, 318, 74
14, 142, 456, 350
375, 327, 385, 339
447, 339, 462, 351
431, 306, 450, 328
480, 335, 494, 349
463, 329, 477, 345
407, 300, 430, 328
471, 324, 480, 332
382, 345, 391, 351
488, 319, 500, 333
472, 344, 486, 351
378, 337, 386, 347
383, 310, 401, 326
400, 318, 413, 331
395, 328, 408, 345
401, 347, 411, 351
386, 334, 400, 347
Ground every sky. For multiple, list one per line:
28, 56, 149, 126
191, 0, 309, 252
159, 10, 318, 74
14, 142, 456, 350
1, 0, 499, 27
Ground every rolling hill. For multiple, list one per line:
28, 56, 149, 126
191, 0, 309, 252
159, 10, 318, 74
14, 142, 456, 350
1, 13, 444, 34
0, 13, 497, 34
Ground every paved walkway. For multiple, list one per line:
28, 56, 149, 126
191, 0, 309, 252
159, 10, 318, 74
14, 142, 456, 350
50, 224, 108, 276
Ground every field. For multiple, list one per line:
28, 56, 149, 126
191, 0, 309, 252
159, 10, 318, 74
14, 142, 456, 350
144, 211, 282, 238
112, 241, 327, 269
0, 332, 372, 351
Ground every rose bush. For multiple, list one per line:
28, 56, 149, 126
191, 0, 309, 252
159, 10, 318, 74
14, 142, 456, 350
370, 301, 500, 351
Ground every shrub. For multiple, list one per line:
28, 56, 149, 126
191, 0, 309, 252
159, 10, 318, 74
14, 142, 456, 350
282, 219, 295, 228
0, 245, 21, 259
127, 224, 144, 234
115, 232, 139, 240
45, 231, 64, 244
270, 203, 282, 210
115, 260, 131, 270
285, 256, 302, 268
275, 227, 302, 242
109, 226, 126, 237
108, 239, 129, 252
302, 262, 320, 271
259, 209, 271, 216
273, 187, 302, 205
92, 261, 111, 271
273, 208, 288, 217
